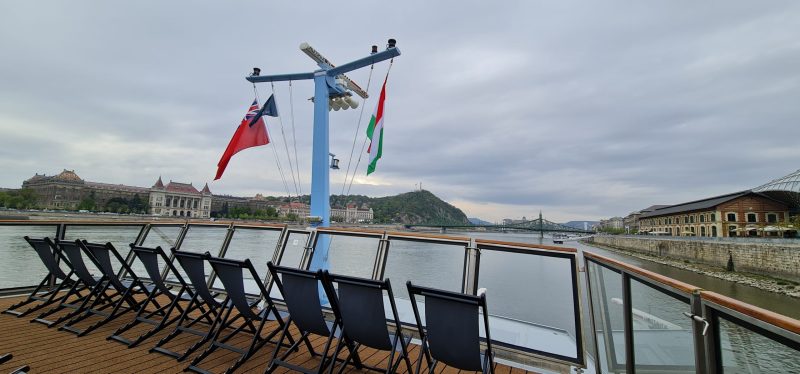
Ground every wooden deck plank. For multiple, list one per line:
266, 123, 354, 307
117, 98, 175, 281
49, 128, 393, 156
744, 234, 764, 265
0, 294, 531, 373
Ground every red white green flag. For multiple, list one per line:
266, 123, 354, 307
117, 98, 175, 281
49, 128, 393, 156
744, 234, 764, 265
366, 77, 388, 175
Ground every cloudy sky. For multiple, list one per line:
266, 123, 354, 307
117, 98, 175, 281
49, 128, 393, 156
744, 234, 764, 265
1, 1, 799, 222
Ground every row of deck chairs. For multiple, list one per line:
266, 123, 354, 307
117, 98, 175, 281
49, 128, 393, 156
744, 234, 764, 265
3, 236, 495, 374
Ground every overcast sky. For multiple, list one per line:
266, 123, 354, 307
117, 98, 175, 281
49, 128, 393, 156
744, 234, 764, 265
1, 1, 799, 222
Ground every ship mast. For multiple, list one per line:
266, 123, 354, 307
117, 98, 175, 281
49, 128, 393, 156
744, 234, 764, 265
247, 40, 400, 273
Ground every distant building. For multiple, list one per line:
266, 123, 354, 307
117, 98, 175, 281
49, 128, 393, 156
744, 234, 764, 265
21, 170, 212, 217
279, 202, 310, 218
638, 191, 789, 237
149, 177, 212, 218
624, 205, 669, 234
331, 203, 374, 223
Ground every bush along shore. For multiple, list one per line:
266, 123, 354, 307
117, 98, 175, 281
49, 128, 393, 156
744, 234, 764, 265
583, 240, 800, 299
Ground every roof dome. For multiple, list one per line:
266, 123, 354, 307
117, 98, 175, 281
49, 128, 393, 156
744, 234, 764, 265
753, 169, 800, 211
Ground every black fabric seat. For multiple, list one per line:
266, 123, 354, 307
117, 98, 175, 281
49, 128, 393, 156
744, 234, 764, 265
264, 262, 357, 374
407, 282, 495, 374
150, 248, 229, 361
32, 239, 111, 327
3, 237, 78, 318
108, 244, 203, 348
186, 254, 290, 374
59, 240, 154, 337
323, 271, 414, 374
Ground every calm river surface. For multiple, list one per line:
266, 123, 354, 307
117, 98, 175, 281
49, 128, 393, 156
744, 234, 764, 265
1, 225, 798, 370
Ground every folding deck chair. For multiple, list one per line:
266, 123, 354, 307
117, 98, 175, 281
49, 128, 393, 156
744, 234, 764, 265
406, 282, 495, 374
59, 240, 154, 336
0, 353, 30, 374
187, 254, 290, 374
323, 272, 414, 374
108, 244, 201, 348
3, 237, 77, 317
265, 262, 358, 374
32, 239, 109, 327
150, 248, 230, 361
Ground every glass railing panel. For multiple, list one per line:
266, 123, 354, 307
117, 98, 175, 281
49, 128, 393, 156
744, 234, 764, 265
310, 233, 380, 279
212, 227, 282, 294
477, 248, 580, 361
141, 225, 183, 249
179, 225, 228, 255
629, 278, 695, 372
268, 231, 310, 300
587, 260, 626, 372
62, 224, 144, 278
382, 239, 467, 324
0, 224, 58, 288
277, 231, 309, 268
717, 313, 800, 372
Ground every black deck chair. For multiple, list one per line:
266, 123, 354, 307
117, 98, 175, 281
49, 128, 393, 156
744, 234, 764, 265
150, 248, 229, 361
0, 353, 31, 374
3, 237, 78, 317
265, 262, 358, 374
59, 240, 154, 336
406, 282, 495, 374
108, 245, 203, 347
187, 254, 291, 374
32, 239, 110, 327
323, 271, 414, 374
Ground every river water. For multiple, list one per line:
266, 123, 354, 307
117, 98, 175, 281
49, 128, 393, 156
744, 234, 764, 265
1, 224, 798, 371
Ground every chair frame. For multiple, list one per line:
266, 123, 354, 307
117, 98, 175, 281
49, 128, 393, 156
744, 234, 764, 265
59, 240, 154, 337
265, 262, 358, 374
3, 237, 78, 318
150, 248, 228, 361
108, 244, 204, 347
323, 271, 414, 374
187, 253, 291, 374
32, 239, 113, 327
407, 281, 495, 374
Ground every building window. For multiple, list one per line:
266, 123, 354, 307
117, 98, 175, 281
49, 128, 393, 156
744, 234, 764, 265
726, 213, 736, 222
193, 200, 198, 209
690, 215, 695, 224
767, 213, 778, 223
728, 225, 737, 237
747, 213, 757, 223
710, 213, 716, 222
700, 226, 706, 236
712, 226, 717, 237
699, 215, 705, 223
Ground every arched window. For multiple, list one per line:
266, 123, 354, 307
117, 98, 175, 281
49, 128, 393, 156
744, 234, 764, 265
700, 226, 706, 236
711, 226, 717, 237
728, 225, 737, 237
747, 213, 757, 223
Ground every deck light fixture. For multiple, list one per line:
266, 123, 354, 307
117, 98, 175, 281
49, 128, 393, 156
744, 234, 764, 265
387, 39, 396, 49
251, 67, 261, 76
329, 153, 340, 170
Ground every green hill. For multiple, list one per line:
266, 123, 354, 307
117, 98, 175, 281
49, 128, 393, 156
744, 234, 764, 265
301, 190, 470, 225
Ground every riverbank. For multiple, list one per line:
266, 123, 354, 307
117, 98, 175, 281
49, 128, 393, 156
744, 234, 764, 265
582, 239, 800, 299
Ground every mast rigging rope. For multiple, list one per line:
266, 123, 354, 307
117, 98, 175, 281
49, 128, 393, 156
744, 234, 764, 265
271, 82, 301, 197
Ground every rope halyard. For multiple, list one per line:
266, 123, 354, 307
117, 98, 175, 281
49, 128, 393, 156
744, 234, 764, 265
288, 80, 303, 195
340, 64, 375, 196
253, 83, 293, 200
346, 59, 394, 195
271, 82, 301, 196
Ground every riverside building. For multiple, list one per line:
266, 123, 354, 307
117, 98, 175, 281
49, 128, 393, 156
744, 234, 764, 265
638, 191, 790, 237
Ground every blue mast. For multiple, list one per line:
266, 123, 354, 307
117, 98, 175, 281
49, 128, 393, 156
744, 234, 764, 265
246, 41, 400, 274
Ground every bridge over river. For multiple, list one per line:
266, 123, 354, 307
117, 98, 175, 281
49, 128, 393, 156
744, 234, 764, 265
405, 214, 594, 235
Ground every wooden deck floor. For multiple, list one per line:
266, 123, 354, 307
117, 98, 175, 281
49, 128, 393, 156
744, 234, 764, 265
0, 294, 536, 374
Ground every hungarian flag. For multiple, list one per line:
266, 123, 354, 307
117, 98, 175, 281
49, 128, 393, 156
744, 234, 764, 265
214, 97, 273, 180
366, 77, 388, 175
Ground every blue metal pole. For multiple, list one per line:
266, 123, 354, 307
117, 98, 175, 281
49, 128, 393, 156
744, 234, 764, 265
308, 70, 331, 273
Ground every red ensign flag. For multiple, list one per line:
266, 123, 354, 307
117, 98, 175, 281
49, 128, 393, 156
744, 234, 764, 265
214, 99, 270, 180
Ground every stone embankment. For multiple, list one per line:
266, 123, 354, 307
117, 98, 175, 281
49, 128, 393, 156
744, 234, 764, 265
588, 235, 800, 298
